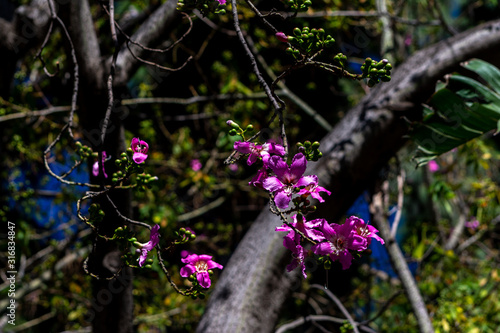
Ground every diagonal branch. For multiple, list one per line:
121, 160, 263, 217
114, 0, 180, 86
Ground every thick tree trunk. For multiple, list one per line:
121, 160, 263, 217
0, 1, 50, 97
198, 19, 500, 333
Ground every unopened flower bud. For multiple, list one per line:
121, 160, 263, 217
275, 32, 288, 43
226, 120, 239, 129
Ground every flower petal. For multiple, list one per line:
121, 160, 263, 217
133, 152, 148, 164
197, 271, 212, 288
234, 141, 252, 154
274, 191, 291, 209
262, 177, 284, 193
180, 264, 196, 277
289, 153, 307, 179
92, 161, 99, 177
207, 260, 223, 270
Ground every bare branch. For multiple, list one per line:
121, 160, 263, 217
114, 0, 180, 86
370, 183, 434, 333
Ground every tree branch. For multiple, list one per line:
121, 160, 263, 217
370, 181, 434, 333
114, 0, 180, 86
68, 0, 103, 90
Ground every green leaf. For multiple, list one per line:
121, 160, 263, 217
462, 59, 500, 94
411, 59, 500, 166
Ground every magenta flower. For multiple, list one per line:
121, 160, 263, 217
297, 175, 331, 202
216, 0, 226, 5
262, 153, 316, 209
180, 254, 223, 288
190, 159, 202, 171
249, 168, 268, 189
276, 215, 325, 243
131, 138, 149, 164
137, 224, 160, 267
276, 32, 289, 43
348, 216, 384, 247
312, 220, 365, 270
283, 237, 308, 279
234, 141, 285, 166
428, 160, 439, 173
465, 218, 479, 230
92, 151, 108, 178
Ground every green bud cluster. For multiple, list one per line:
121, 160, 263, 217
113, 225, 141, 254
88, 203, 105, 224
297, 140, 322, 161
186, 279, 206, 299
75, 141, 93, 158
333, 53, 348, 68
285, 27, 334, 59
360, 58, 393, 87
227, 120, 253, 140
136, 173, 158, 191
174, 227, 196, 245
287, 0, 312, 12
177, 0, 226, 16
113, 149, 156, 189
317, 256, 332, 270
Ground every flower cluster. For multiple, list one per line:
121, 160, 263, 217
234, 140, 330, 211
276, 215, 383, 277
230, 126, 384, 279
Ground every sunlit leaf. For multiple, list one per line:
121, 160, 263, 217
412, 59, 500, 166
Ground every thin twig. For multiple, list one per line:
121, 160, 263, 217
370, 182, 434, 333
106, 194, 152, 229
390, 168, 405, 238
310, 284, 361, 333
276, 315, 377, 333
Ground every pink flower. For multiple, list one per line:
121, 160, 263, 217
249, 168, 268, 189
262, 153, 316, 209
234, 141, 286, 166
283, 237, 307, 279
276, 214, 325, 243
297, 175, 331, 203
312, 220, 365, 270
131, 138, 149, 164
137, 224, 160, 267
348, 216, 384, 247
190, 159, 202, 171
180, 254, 223, 288
92, 151, 108, 178
465, 218, 479, 230
404, 34, 412, 47
428, 160, 439, 173
216, 0, 226, 5
228, 164, 239, 172
276, 32, 288, 43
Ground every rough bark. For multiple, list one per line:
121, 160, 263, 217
62, 1, 179, 332
198, 19, 500, 333
0, 0, 50, 97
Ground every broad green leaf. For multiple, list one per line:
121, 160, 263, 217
448, 75, 500, 112
462, 59, 500, 94
411, 59, 500, 166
